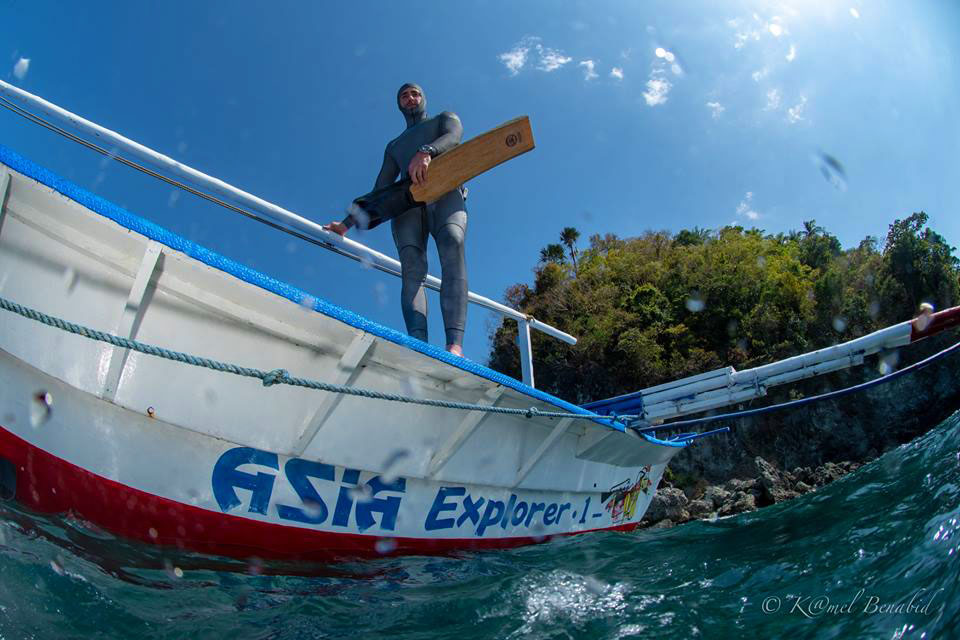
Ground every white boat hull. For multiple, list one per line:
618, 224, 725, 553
0, 146, 683, 561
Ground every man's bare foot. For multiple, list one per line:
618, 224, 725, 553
324, 221, 349, 236
446, 344, 463, 357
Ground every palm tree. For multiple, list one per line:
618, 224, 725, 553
560, 227, 580, 275
539, 243, 567, 264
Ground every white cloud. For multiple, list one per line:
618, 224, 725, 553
13, 57, 30, 80
498, 37, 572, 75
731, 14, 790, 49
786, 44, 797, 62
579, 59, 598, 81
850, 7, 861, 19
499, 43, 530, 75
706, 101, 725, 119
765, 88, 782, 111
787, 96, 808, 123
752, 67, 769, 82
610, 66, 624, 80
643, 75, 671, 106
736, 192, 760, 220
538, 48, 572, 72
641, 44, 685, 106
730, 18, 762, 50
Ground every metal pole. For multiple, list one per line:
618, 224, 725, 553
518, 318, 535, 387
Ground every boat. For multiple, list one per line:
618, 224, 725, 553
1, 81, 958, 565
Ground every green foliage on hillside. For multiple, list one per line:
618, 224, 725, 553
488, 212, 959, 404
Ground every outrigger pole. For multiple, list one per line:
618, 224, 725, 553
586, 305, 960, 426
0, 80, 573, 388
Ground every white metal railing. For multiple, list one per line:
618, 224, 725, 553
0, 80, 576, 387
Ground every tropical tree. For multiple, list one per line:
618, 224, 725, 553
878, 212, 959, 316
539, 243, 567, 265
560, 226, 581, 274
489, 216, 958, 404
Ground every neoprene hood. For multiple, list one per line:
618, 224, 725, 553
397, 83, 427, 128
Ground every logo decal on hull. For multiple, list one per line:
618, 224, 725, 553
212, 447, 617, 537
601, 466, 652, 524
212, 447, 405, 532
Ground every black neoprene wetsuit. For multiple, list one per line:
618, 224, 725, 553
367, 83, 469, 348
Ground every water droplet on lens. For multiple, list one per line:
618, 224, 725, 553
832, 316, 847, 332
148, 527, 158, 540
402, 376, 423, 398
756, 256, 766, 268
380, 449, 410, 484
204, 388, 218, 405
584, 576, 607, 595
686, 292, 705, 313
375, 538, 397, 554
247, 557, 263, 575
348, 483, 373, 503
814, 152, 847, 191
62, 268, 78, 294
301, 500, 324, 520
878, 350, 900, 375
726, 319, 739, 337
373, 281, 388, 307
163, 559, 184, 579
30, 391, 53, 428
299, 295, 317, 312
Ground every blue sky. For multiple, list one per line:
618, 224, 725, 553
2, 0, 958, 362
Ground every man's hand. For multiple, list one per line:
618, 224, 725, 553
324, 221, 349, 236
408, 151, 431, 186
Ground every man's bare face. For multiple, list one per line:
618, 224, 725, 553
399, 87, 423, 110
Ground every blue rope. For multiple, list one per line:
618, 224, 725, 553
633, 339, 960, 434
666, 426, 731, 442
0, 295, 631, 425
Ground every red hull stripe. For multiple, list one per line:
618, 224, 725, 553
0, 427, 638, 562
910, 305, 960, 342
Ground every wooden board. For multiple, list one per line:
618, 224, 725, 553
410, 116, 535, 204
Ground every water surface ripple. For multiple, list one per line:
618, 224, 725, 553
1, 413, 958, 639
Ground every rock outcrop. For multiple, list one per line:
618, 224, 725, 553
641, 457, 865, 528
639, 333, 960, 528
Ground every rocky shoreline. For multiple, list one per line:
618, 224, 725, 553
640, 457, 862, 529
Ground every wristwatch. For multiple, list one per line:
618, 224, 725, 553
418, 144, 438, 157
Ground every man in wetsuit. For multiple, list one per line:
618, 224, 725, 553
326, 83, 468, 357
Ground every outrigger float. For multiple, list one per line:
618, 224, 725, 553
1, 81, 958, 564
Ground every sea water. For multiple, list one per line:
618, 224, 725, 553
1, 413, 957, 639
